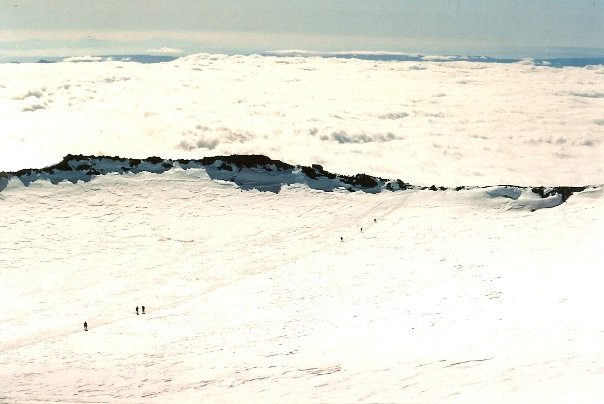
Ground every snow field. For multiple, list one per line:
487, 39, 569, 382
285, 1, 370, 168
1, 169, 602, 402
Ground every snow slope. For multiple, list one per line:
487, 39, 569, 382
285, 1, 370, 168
1, 157, 603, 403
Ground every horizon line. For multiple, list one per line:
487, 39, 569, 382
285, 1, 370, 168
3, 49, 604, 65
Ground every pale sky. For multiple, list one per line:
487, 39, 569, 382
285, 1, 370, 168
1, 0, 603, 59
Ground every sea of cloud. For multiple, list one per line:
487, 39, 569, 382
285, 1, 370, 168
0, 54, 602, 186
1, 53, 603, 402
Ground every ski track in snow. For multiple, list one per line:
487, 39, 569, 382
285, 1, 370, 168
1, 167, 603, 403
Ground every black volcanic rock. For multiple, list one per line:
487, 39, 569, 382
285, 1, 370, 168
353, 174, 379, 188
301, 166, 320, 179
54, 156, 74, 171
531, 186, 588, 203
201, 154, 294, 171
145, 156, 163, 164
303, 164, 337, 180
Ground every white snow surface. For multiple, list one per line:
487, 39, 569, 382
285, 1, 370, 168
1, 54, 603, 403
1, 168, 603, 403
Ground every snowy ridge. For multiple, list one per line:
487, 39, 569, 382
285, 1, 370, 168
262, 50, 604, 67
0, 154, 594, 211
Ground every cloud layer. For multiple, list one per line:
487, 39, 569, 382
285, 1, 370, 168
146, 47, 184, 54
0, 54, 602, 186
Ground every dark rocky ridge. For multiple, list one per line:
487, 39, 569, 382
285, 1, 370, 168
0, 154, 593, 208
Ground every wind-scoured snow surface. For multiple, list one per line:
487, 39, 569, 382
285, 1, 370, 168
1, 54, 603, 403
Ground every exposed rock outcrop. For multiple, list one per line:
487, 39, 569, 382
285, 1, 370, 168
0, 154, 594, 211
